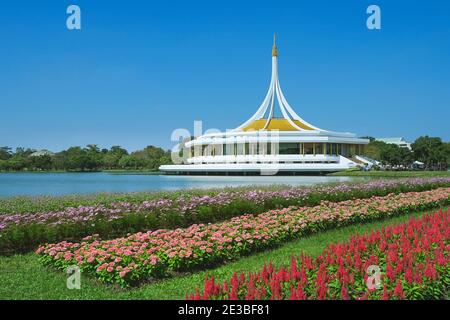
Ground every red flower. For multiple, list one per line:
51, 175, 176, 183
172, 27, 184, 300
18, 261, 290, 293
381, 284, 389, 300
341, 285, 349, 300
393, 279, 405, 299
187, 209, 450, 301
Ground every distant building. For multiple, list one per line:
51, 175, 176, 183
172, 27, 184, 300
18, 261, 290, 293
376, 137, 411, 150
30, 150, 55, 157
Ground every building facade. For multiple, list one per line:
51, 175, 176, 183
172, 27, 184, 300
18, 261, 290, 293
375, 137, 412, 150
160, 37, 369, 175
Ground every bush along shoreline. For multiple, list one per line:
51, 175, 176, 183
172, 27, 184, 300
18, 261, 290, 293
0, 178, 448, 254
36, 188, 450, 287
188, 209, 450, 300
1, 178, 450, 254
3, 178, 450, 216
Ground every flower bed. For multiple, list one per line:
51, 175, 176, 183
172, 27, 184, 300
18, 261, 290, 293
187, 208, 450, 300
2, 178, 450, 254
36, 188, 450, 287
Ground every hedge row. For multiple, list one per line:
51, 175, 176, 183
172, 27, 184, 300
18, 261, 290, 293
37, 188, 450, 287
188, 209, 450, 300
1, 178, 450, 254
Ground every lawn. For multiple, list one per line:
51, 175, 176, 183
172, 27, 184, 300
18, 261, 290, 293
329, 170, 450, 178
0, 206, 445, 300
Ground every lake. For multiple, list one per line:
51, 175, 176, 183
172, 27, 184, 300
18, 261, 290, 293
0, 172, 373, 198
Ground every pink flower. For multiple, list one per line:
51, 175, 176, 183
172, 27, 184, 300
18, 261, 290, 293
149, 255, 159, 265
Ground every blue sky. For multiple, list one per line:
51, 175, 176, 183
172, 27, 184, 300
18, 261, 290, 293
0, 0, 449, 152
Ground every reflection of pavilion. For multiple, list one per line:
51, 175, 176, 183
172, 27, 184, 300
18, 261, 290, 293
160, 36, 369, 175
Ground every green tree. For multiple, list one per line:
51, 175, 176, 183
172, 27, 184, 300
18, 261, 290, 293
382, 144, 412, 167
0, 147, 12, 160
51, 152, 66, 171
103, 146, 128, 169
131, 145, 172, 170
362, 140, 386, 160
411, 136, 446, 170
6, 155, 29, 171
444, 142, 450, 167
58, 146, 101, 171
15, 147, 35, 157
84, 144, 103, 170
0, 159, 7, 171
118, 154, 143, 169
30, 155, 53, 171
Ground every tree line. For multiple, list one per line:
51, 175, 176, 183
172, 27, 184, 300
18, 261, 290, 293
362, 136, 450, 170
0, 136, 448, 172
0, 145, 172, 172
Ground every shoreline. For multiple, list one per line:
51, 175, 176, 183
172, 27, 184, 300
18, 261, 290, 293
0, 170, 162, 175
329, 170, 450, 177
0, 170, 449, 177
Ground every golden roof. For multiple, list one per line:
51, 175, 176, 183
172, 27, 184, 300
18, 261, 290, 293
241, 118, 314, 131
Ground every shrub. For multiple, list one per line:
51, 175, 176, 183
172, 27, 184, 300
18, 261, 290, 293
188, 208, 450, 300
2, 178, 450, 254
36, 188, 450, 287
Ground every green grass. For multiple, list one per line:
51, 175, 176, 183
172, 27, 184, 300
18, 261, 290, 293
0, 206, 446, 300
329, 170, 450, 177
102, 169, 161, 175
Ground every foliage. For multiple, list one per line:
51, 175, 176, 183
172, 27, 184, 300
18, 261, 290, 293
0, 147, 12, 160
362, 136, 450, 170
411, 136, 449, 170
330, 171, 450, 178
2, 178, 450, 254
0, 207, 434, 300
0, 145, 171, 172
189, 209, 450, 300
36, 188, 450, 286
362, 140, 385, 160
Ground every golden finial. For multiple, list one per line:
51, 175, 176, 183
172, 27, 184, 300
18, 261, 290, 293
272, 33, 278, 57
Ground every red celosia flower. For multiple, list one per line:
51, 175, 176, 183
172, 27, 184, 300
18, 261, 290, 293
187, 209, 450, 301
393, 279, 405, 299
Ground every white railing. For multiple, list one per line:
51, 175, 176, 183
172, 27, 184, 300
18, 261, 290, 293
187, 154, 340, 164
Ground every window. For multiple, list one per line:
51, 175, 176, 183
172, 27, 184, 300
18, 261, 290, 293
236, 143, 245, 155
259, 142, 268, 155
223, 144, 234, 156
194, 145, 202, 157
202, 144, 218, 156
332, 144, 338, 155
349, 145, 355, 157
315, 143, 323, 154
341, 144, 348, 157
214, 144, 222, 156
248, 142, 258, 155
326, 143, 332, 155
279, 143, 300, 155
304, 143, 314, 155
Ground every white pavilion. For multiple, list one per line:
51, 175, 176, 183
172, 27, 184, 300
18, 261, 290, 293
160, 36, 369, 175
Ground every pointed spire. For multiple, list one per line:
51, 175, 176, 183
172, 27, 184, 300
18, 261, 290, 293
272, 33, 278, 57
